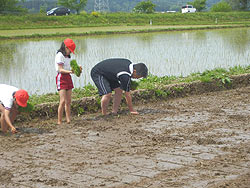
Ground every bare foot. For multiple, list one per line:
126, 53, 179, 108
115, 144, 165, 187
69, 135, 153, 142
130, 111, 139, 115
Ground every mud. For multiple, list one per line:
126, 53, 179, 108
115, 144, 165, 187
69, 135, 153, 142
0, 87, 250, 188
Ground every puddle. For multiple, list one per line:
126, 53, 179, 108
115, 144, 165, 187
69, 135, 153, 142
82, 114, 118, 121
82, 108, 168, 121
138, 108, 168, 115
0, 127, 50, 138
16, 127, 50, 134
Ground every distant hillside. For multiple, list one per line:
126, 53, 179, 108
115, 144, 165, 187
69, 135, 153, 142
20, 0, 221, 13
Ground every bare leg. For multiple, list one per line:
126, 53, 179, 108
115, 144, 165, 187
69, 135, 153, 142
0, 104, 7, 133
10, 104, 18, 123
58, 90, 66, 124
65, 89, 72, 123
112, 88, 123, 114
101, 93, 112, 115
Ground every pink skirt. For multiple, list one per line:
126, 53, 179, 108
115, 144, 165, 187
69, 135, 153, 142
56, 73, 74, 91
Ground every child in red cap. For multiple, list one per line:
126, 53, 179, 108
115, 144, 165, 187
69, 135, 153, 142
0, 84, 29, 134
55, 38, 80, 125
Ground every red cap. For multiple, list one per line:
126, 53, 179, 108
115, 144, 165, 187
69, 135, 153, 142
64, 38, 76, 54
15, 89, 29, 107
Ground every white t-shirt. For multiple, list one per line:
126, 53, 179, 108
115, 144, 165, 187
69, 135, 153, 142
55, 52, 71, 72
0, 84, 18, 110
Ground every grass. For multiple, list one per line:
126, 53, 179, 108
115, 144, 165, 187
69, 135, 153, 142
1, 24, 247, 40
28, 84, 99, 107
0, 12, 250, 30
0, 12, 249, 39
28, 65, 250, 106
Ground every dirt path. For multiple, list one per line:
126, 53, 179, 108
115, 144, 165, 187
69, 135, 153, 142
0, 87, 249, 188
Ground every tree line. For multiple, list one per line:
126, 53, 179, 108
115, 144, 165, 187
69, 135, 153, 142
0, 0, 249, 14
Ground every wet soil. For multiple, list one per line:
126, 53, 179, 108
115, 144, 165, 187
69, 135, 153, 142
0, 87, 249, 188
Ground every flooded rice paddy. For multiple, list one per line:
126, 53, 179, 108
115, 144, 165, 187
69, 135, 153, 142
0, 87, 249, 187
0, 27, 250, 95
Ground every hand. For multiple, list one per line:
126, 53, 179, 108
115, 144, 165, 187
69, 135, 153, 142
11, 127, 17, 134
70, 70, 74, 74
130, 111, 139, 115
79, 66, 83, 73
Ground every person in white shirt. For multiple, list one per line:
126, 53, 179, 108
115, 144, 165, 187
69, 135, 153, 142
55, 38, 79, 125
0, 84, 29, 134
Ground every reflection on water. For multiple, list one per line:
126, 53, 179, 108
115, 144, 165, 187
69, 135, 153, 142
0, 28, 249, 95
219, 29, 250, 53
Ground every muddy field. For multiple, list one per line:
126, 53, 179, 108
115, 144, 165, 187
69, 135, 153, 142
0, 87, 249, 188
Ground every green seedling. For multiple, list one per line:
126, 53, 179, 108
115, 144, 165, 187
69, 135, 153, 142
18, 103, 34, 113
131, 80, 139, 90
70, 60, 81, 77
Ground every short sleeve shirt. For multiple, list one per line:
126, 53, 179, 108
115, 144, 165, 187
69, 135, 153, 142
55, 52, 71, 72
0, 84, 18, 110
91, 58, 134, 92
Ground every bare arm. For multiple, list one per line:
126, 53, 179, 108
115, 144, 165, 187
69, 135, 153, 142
124, 91, 139, 115
58, 64, 73, 74
4, 109, 17, 133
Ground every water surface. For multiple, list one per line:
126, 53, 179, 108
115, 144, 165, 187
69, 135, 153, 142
0, 28, 249, 95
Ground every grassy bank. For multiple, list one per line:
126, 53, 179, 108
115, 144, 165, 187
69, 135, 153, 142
1, 24, 248, 39
1, 12, 250, 30
28, 65, 250, 107
0, 12, 249, 39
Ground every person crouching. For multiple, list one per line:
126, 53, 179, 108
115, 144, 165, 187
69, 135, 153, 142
91, 58, 148, 115
0, 84, 29, 134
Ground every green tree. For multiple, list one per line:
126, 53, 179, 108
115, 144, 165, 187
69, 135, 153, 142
0, 0, 25, 13
58, 0, 87, 14
133, 0, 156, 13
240, 0, 249, 10
211, 1, 232, 12
189, 0, 207, 12
226, 0, 249, 10
40, 5, 47, 14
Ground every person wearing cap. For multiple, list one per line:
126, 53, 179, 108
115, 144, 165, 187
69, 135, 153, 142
55, 38, 79, 125
0, 84, 29, 134
91, 58, 148, 115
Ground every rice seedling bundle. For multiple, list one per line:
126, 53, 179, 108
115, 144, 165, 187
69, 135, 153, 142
70, 60, 81, 77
